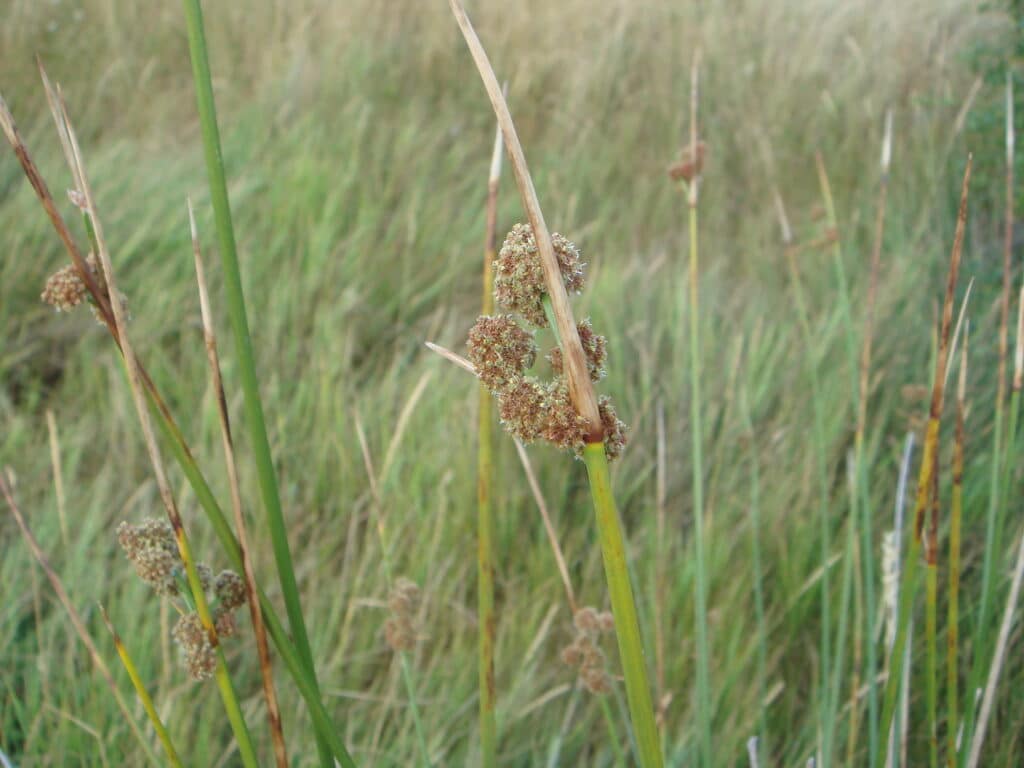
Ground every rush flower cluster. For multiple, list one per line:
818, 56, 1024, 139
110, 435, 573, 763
467, 224, 627, 460
117, 519, 247, 681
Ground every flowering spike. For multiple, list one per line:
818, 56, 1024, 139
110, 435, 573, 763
495, 223, 584, 327
467, 314, 537, 392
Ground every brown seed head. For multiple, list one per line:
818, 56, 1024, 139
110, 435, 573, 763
495, 223, 585, 327
117, 519, 181, 597
41, 264, 87, 312
573, 606, 600, 634
214, 609, 238, 639
498, 377, 549, 442
467, 314, 537, 392
668, 140, 707, 183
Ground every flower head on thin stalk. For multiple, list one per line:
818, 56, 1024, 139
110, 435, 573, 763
173, 612, 217, 681
495, 223, 584, 327
498, 377, 549, 442
467, 314, 537, 393
41, 263, 88, 311
117, 519, 181, 597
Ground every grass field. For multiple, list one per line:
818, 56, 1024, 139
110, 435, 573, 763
1, 1, 1021, 765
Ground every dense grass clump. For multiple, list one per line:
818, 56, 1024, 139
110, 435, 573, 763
1, 0, 1021, 765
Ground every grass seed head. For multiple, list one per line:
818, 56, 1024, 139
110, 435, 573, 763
541, 379, 590, 452
495, 223, 585, 328
597, 396, 628, 462
467, 314, 537, 392
384, 577, 420, 652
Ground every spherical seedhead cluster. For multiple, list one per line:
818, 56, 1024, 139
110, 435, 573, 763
469, 225, 628, 461
467, 314, 537, 393
384, 577, 420, 652
548, 318, 608, 382
494, 223, 585, 328
561, 606, 616, 695
41, 264, 88, 312
117, 519, 181, 597
215, 570, 246, 611
173, 612, 217, 681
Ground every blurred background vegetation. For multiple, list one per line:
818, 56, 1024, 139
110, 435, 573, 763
1, 0, 1020, 764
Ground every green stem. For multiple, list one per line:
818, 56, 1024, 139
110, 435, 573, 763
477, 379, 498, 767
687, 196, 712, 768
582, 443, 662, 768
927, 561, 939, 768
179, 2, 332, 766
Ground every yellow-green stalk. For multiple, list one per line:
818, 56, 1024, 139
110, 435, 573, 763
99, 606, 184, 768
926, 449, 940, 768
476, 116, 504, 768
947, 325, 968, 766
877, 156, 971, 768
684, 52, 713, 768
448, 4, 662, 765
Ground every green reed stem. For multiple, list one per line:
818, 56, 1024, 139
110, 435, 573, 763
100, 607, 184, 768
582, 443, 662, 768
179, 2, 332, 765
686, 190, 713, 768
740, 389, 769, 759
926, 557, 939, 768
476, 133, 502, 768
948, 377, 965, 767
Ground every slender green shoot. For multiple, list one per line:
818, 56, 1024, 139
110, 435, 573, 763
947, 326, 968, 766
178, 4, 332, 765
926, 453, 940, 768
99, 605, 185, 768
476, 115, 504, 768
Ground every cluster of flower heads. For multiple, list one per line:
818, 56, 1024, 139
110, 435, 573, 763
561, 606, 616, 695
468, 224, 627, 461
41, 252, 124, 325
117, 519, 246, 681
383, 577, 420, 652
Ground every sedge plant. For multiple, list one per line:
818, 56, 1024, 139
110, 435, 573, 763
448, 2, 662, 765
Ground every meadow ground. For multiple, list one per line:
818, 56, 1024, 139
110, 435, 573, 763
1, 0, 1021, 765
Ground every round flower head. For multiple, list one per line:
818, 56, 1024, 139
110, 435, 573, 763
494, 223, 585, 327
548, 318, 607, 382
117, 519, 181, 597
467, 314, 537, 393
498, 377, 548, 442
41, 264, 88, 312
